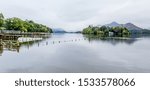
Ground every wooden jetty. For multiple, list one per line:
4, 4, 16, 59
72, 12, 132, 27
0, 33, 45, 46
0, 33, 21, 40
0, 30, 51, 46
0, 32, 50, 40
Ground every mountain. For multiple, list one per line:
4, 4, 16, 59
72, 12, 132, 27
52, 28, 67, 33
104, 22, 150, 34
105, 22, 143, 30
105, 22, 122, 27
123, 23, 143, 30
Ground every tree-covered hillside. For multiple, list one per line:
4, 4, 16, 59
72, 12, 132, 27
0, 13, 52, 33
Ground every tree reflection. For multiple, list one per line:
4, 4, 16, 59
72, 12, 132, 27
0, 46, 3, 56
0, 34, 51, 56
83, 34, 150, 45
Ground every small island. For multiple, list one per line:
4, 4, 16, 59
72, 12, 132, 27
83, 25, 130, 37
82, 22, 150, 37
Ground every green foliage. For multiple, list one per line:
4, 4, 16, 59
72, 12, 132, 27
0, 13, 52, 33
82, 25, 130, 37
0, 13, 4, 29
25, 20, 52, 32
5, 18, 25, 31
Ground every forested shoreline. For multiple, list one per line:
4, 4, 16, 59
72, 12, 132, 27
0, 13, 52, 33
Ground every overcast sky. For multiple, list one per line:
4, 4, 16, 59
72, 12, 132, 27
0, 0, 150, 31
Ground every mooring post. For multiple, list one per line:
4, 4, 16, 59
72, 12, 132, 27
0, 39, 2, 46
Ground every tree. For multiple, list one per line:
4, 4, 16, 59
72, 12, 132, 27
5, 17, 23, 30
0, 13, 4, 30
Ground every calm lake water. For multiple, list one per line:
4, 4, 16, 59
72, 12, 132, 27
0, 33, 150, 73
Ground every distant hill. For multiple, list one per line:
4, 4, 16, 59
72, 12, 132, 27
105, 22, 122, 27
52, 28, 67, 33
123, 23, 143, 30
104, 22, 150, 34
105, 22, 142, 30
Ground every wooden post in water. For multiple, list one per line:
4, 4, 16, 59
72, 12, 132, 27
0, 39, 2, 46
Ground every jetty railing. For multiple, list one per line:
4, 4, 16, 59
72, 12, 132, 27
0, 30, 50, 35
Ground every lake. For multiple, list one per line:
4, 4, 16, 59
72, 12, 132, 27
0, 33, 150, 73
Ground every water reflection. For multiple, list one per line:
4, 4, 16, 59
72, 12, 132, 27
84, 34, 150, 45
0, 36, 84, 56
1, 34, 150, 56
0, 33, 150, 73
0, 34, 51, 56
0, 46, 3, 56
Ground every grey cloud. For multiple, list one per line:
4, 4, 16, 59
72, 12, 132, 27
0, 0, 150, 31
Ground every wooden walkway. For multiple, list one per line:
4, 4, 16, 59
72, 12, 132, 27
0, 34, 21, 40
0, 32, 50, 40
